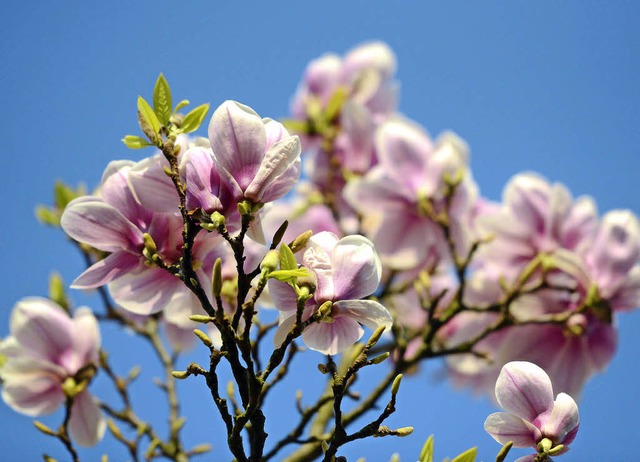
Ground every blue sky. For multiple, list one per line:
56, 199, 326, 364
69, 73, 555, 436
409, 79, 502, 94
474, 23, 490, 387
1, 1, 639, 460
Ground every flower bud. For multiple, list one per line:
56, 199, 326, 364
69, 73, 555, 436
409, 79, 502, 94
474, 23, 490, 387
261, 250, 280, 273
391, 374, 403, 395
290, 230, 313, 253
194, 329, 213, 348
370, 352, 390, 364
212, 258, 222, 297
171, 370, 190, 380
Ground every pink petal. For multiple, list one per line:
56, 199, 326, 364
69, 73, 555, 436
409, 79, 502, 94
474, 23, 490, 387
331, 235, 381, 300
484, 412, 541, 447
268, 280, 299, 313
209, 101, 266, 193
334, 300, 392, 332
273, 312, 297, 348
541, 392, 580, 445
245, 135, 301, 202
495, 361, 554, 422
68, 390, 106, 447
71, 308, 101, 367
302, 316, 363, 355
10, 298, 74, 363
128, 154, 181, 214
184, 147, 224, 212
0, 357, 65, 415
108, 266, 181, 316
71, 251, 142, 289
61, 197, 143, 252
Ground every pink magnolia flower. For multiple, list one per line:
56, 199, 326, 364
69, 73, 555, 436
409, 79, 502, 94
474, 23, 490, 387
61, 159, 220, 326
476, 172, 598, 280
344, 117, 478, 269
269, 232, 393, 354
209, 100, 301, 205
485, 361, 579, 460
0, 298, 105, 446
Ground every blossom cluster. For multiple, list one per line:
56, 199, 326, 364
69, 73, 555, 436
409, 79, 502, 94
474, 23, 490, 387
1, 41, 638, 460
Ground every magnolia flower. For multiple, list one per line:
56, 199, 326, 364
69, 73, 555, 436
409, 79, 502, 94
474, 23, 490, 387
476, 172, 598, 280
61, 159, 220, 326
344, 117, 478, 269
0, 298, 105, 446
269, 232, 393, 354
209, 100, 301, 205
485, 361, 579, 461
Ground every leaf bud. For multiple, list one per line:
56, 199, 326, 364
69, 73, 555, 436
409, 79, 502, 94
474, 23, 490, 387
33, 421, 57, 436
548, 444, 565, 456
394, 426, 414, 437
211, 211, 226, 229
289, 230, 313, 254
537, 437, 553, 453
260, 250, 280, 274
317, 301, 333, 321
142, 233, 157, 257
391, 374, 403, 396
189, 314, 214, 324
370, 352, 390, 365
212, 258, 222, 297
171, 370, 190, 380
190, 444, 212, 455
366, 325, 386, 349
193, 329, 213, 348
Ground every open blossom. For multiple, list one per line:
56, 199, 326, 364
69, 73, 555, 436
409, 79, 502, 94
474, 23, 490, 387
0, 298, 105, 446
485, 361, 579, 460
209, 100, 301, 205
269, 232, 392, 354
344, 117, 478, 269
61, 159, 220, 326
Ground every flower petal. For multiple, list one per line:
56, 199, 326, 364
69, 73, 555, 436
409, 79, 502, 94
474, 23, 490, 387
331, 235, 381, 300
495, 361, 554, 422
302, 316, 363, 355
71, 251, 142, 289
68, 390, 106, 447
61, 197, 143, 252
541, 392, 580, 445
484, 412, 541, 447
334, 300, 392, 332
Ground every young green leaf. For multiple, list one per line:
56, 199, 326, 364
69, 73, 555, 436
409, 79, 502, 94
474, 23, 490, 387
173, 99, 190, 114
419, 435, 434, 462
122, 135, 152, 149
153, 73, 172, 126
137, 96, 161, 138
279, 243, 298, 271
268, 268, 311, 282
179, 103, 210, 133
450, 447, 477, 462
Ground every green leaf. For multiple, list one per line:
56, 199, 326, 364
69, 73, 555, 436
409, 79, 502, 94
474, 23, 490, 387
137, 96, 161, 137
179, 103, 210, 133
450, 447, 477, 462
153, 73, 172, 125
268, 268, 311, 282
279, 243, 297, 271
325, 86, 349, 122
174, 99, 190, 114
53, 181, 76, 209
419, 435, 434, 462
35, 206, 60, 226
122, 135, 152, 149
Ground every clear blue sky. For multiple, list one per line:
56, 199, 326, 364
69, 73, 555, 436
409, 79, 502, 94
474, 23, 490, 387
1, 1, 639, 460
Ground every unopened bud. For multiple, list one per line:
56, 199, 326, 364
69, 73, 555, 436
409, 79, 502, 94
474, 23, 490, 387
366, 325, 386, 349
189, 314, 214, 324
261, 250, 280, 274
48, 272, 69, 312
495, 441, 513, 462
34, 421, 56, 436
290, 230, 313, 254
171, 370, 190, 380
194, 329, 213, 348
370, 352, 390, 365
171, 416, 187, 433
272, 220, 289, 247
321, 440, 329, 454
391, 374, 403, 395
395, 426, 414, 437
190, 444, 212, 455
128, 365, 141, 381
212, 258, 222, 297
